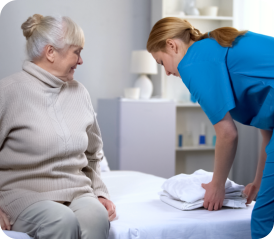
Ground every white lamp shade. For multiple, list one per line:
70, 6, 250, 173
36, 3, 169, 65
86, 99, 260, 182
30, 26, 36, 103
130, 50, 158, 75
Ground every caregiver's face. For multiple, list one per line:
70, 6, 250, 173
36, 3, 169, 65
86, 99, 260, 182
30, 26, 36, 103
152, 50, 181, 78
55, 45, 83, 82
151, 38, 192, 78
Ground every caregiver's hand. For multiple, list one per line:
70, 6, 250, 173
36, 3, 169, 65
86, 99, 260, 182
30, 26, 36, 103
0, 207, 10, 230
243, 182, 259, 204
202, 182, 225, 211
98, 197, 117, 221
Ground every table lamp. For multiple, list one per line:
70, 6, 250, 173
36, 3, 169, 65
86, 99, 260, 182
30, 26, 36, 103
130, 50, 158, 99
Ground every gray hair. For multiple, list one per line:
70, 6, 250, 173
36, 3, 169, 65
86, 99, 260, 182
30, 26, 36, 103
21, 14, 85, 60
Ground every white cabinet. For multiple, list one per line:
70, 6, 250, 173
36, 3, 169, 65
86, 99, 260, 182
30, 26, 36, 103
97, 99, 176, 178
150, 0, 235, 177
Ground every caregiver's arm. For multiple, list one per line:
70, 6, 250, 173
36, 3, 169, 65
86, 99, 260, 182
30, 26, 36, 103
202, 112, 238, 211
243, 129, 272, 204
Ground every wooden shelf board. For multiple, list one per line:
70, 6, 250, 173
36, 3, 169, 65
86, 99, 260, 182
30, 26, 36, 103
176, 103, 201, 108
176, 146, 215, 151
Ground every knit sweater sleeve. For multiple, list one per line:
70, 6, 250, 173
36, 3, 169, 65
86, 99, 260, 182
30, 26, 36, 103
82, 91, 110, 200
0, 85, 7, 149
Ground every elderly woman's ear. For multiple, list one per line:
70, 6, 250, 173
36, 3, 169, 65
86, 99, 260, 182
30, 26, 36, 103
44, 45, 56, 63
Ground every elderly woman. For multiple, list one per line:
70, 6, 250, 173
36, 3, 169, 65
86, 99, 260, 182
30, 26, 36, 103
0, 14, 116, 239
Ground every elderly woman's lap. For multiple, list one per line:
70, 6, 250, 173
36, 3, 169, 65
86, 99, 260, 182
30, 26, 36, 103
68, 195, 109, 239
12, 195, 109, 239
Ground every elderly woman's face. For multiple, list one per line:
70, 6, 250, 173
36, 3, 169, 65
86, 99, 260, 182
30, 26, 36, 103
54, 45, 83, 82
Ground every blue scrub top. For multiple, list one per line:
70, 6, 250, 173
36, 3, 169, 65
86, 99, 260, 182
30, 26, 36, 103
178, 31, 274, 130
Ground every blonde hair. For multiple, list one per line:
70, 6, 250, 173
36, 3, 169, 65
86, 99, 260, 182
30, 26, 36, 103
147, 17, 247, 53
21, 14, 85, 60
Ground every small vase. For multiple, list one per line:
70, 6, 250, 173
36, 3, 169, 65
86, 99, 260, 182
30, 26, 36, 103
183, 0, 200, 16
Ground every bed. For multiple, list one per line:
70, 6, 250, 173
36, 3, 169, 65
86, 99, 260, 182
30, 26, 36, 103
3, 171, 253, 239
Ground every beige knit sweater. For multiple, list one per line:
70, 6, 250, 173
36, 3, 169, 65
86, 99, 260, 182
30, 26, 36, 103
0, 61, 110, 225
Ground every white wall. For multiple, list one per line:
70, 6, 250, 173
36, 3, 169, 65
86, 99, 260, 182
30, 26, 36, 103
0, 0, 151, 110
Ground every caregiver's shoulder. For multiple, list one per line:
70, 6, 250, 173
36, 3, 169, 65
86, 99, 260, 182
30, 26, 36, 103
187, 37, 228, 63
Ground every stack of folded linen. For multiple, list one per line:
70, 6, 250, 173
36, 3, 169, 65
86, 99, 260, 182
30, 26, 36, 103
160, 169, 247, 210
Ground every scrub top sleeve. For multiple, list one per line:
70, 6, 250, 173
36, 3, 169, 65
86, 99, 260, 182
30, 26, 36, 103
182, 61, 236, 125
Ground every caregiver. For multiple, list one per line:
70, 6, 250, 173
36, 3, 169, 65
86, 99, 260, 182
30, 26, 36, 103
0, 14, 116, 239
147, 17, 274, 239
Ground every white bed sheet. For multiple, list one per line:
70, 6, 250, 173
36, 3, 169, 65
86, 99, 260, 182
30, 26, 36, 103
102, 171, 254, 239
3, 171, 254, 239
2, 230, 32, 239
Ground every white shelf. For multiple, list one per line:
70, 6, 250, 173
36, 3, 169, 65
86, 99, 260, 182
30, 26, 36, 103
120, 98, 173, 103
176, 146, 215, 151
164, 15, 233, 21
176, 102, 200, 108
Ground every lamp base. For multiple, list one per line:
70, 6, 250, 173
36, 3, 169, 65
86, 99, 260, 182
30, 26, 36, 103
134, 74, 153, 99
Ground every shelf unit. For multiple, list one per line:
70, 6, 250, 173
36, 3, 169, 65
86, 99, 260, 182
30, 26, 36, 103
175, 105, 217, 174
165, 15, 233, 21
151, 0, 234, 178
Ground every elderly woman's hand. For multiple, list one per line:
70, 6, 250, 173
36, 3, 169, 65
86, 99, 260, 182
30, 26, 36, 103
0, 207, 10, 230
98, 197, 117, 221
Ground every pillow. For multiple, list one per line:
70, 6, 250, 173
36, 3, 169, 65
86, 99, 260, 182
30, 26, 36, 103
99, 149, 110, 172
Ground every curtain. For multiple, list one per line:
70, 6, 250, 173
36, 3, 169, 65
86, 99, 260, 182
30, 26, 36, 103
234, 0, 274, 37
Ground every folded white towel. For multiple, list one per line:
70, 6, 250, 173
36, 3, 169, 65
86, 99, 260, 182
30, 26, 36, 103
160, 169, 247, 210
